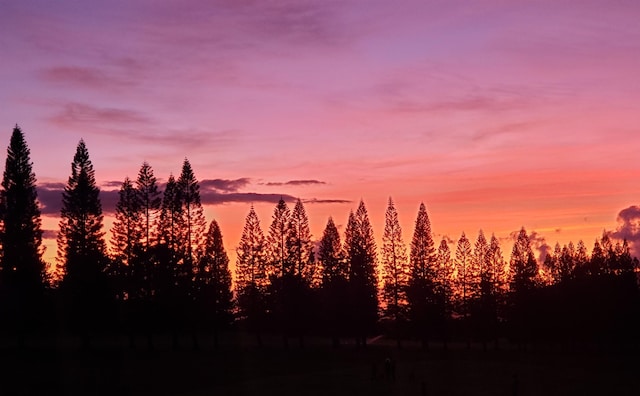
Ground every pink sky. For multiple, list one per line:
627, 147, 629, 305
2, 1, 640, 267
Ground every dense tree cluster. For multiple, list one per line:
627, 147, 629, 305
1, 126, 639, 349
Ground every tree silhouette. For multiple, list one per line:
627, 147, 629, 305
56, 139, 111, 336
508, 227, 538, 344
267, 198, 291, 279
454, 232, 472, 320
136, 161, 161, 251
177, 159, 206, 278
436, 237, 454, 344
286, 198, 315, 282
283, 198, 315, 345
406, 202, 438, 347
0, 125, 46, 339
344, 200, 378, 346
318, 216, 348, 346
235, 206, 268, 344
381, 197, 409, 344
196, 219, 234, 346
109, 177, 143, 300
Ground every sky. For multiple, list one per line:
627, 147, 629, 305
2, 0, 640, 268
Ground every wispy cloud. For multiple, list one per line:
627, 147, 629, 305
49, 102, 150, 126
303, 198, 351, 204
200, 178, 251, 193
264, 179, 326, 186
39, 66, 133, 91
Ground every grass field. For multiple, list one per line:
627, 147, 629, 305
1, 334, 638, 395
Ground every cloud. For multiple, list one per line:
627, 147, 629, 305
264, 179, 326, 186
49, 102, 150, 126
200, 178, 251, 193
102, 180, 125, 188
200, 191, 296, 205
39, 66, 132, 90
42, 229, 57, 239
303, 198, 351, 204
610, 205, 640, 257
37, 184, 64, 215
37, 183, 119, 216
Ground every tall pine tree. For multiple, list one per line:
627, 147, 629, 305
235, 206, 267, 343
56, 139, 110, 332
381, 197, 409, 326
267, 198, 291, 279
344, 200, 378, 345
406, 202, 438, 346
0, 125, 46, 337
0, 125, 45, 291
196, 219, 233, 339
136, 161, 161, 251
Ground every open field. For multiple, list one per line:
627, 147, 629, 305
1, 334, 639, 395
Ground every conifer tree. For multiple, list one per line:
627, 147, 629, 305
318, 217, 345, 284
56, 139, 108, 283
318, 216, 347, 345
176, 158, 206, 269
286, 198, 314, 282
381, 197, 409, 324
157, 174, 182, 251
136, 161, 161, 251
487, 234, 507, 307
0, 125, 46, 337
267, 198, 291, 279
56, 140, 110, 332
109, 177, 143, 299
454, 232, 472, 318
509, 228, 539, 295
0, 125, 45, 291
110, 178, 142, 266
344, 200, 378, 344
235, 206, 267, 342
196, 220, 233, 334
436, 238, 454, 317
406, 202, 438, 346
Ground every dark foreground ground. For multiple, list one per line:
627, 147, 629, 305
1, 334, 639, 395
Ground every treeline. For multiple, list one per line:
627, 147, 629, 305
0, 125, 639, 349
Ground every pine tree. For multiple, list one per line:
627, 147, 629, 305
317, 216, 348, 345
176, 158, 206, 269
472, 230, 489, 303
235, 206, 267, 342
56, 139, 110, 332
381, 197, 409, 324
406, 202, 438, 346
197, 220, 233, 333
56, 139, 108, 282
344, 200, 378, 344
0, 125, 46, 337
0, 125, 45, 290
286, 198, 314, 282
436, 238, 454, 318
136, 161, 161, 251
454, 232, 472, 318
157, 174, 182, 251
109, 177, 143, 299
267, 198, 291, 279
509, 228, 539, 294
318, 217, 345, 285
487, 234, 507, 311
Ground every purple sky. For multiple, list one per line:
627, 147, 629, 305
2, 1, 640, 263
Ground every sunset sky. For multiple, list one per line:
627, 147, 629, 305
2, 1, 640, 267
